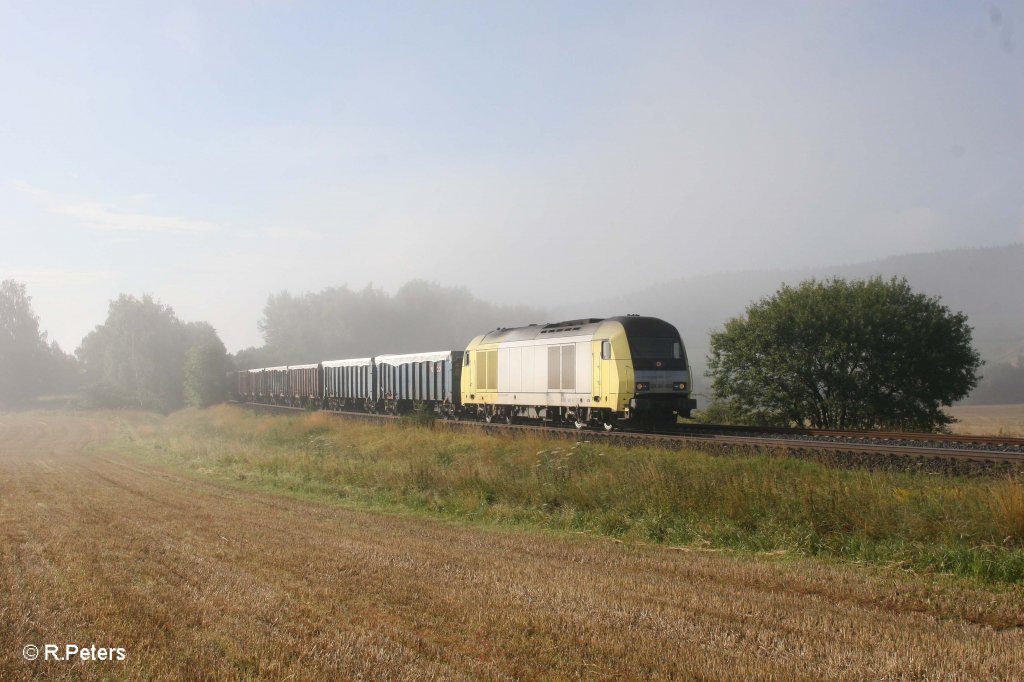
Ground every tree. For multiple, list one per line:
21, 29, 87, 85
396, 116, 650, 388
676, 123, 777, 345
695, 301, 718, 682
183, 323, 229, 408
39, 339, 81, 395
77, 294, 224, 412
0, 280, 74, 407
706, 277, 982, 431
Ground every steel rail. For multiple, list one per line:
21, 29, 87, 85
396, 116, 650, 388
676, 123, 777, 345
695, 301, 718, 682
675, 422, 1024, 447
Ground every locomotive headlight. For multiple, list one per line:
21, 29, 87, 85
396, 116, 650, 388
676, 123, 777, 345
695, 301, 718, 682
635, 382, 650, 392
673, 382, 687, 391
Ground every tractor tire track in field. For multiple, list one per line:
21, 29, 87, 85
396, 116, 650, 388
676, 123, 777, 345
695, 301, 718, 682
0, 412, 1022, 681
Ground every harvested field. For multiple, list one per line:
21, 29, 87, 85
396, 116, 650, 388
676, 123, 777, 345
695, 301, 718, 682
2, 412, 1023, 681
948, 403, 1024, 437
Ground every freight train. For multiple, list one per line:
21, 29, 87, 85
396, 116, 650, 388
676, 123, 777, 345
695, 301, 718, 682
233, 315, 697, 430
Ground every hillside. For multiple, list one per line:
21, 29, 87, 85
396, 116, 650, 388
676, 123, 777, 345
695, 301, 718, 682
563, 244, 1024, 403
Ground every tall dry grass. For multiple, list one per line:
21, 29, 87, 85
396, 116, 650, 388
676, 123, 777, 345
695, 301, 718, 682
120, 405, 1024, 583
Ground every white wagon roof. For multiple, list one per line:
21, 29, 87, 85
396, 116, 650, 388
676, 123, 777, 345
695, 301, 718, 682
374, 350, 457, 366
322, 357, 374, 368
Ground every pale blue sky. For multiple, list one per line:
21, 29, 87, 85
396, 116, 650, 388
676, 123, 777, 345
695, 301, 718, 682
2, 1, 1021, 351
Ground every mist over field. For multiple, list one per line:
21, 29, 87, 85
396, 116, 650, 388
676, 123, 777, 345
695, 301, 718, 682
1, 2, 1022, 409
1, 2, 1021, 363
4, 242, 1023, 409
567, 243, 1024, 401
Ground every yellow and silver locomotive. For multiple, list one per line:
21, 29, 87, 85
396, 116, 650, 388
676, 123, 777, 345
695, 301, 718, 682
461, 315, 696, 429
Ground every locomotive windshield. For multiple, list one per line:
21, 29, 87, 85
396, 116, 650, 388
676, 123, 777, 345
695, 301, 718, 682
630, 338, 684, 362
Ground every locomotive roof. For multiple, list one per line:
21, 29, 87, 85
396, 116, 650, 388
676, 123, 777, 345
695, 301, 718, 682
476, 316, 677, 343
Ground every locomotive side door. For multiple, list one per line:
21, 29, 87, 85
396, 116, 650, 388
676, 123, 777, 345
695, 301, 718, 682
594, 339, 611, 403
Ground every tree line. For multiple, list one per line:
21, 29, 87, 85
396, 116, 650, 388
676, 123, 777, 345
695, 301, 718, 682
962, 357, 1024, 405
0, 280, 78, 408
0, 281, 228, 411
0, 275, 1002, 431
236, 279, 546, 369
0, 278, 544, 413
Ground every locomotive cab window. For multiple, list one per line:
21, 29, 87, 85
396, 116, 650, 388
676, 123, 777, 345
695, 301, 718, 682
601, 340, 611, 360
632, 338, 684, 361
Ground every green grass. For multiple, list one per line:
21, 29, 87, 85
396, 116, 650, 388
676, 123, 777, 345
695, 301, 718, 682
117, 405, 1024, 584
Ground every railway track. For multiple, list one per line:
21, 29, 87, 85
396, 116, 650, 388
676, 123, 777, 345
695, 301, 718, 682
676, 421, 1024, 449
234, 402, 1024, 474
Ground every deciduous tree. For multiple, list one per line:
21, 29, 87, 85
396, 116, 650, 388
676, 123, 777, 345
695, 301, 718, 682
78, 295, 225, 412
706, 277, 981, 431
0, 280, 47, 406
183, 323, 229, 408
0, 280, 75, 406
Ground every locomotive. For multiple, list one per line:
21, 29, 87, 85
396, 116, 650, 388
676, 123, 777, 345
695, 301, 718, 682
233, 315, 696, 429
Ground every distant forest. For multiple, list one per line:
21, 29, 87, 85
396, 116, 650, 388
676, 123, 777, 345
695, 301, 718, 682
233, 280, 546, 370
6, 246, 1020, 411
966, 357, 1024, 405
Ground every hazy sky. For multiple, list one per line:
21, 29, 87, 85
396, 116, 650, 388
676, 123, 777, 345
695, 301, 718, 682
2, 1, 1022, 352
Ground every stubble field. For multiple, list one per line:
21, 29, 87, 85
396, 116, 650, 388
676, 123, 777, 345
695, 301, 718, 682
2, 410, 1023, 680
948, 403, 1024, 436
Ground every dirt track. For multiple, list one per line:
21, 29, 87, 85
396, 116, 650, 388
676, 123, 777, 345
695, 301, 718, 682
1, 412, 1022, 681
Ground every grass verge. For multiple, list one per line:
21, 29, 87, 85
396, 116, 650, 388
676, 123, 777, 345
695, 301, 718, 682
115, 405, 1024, 584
